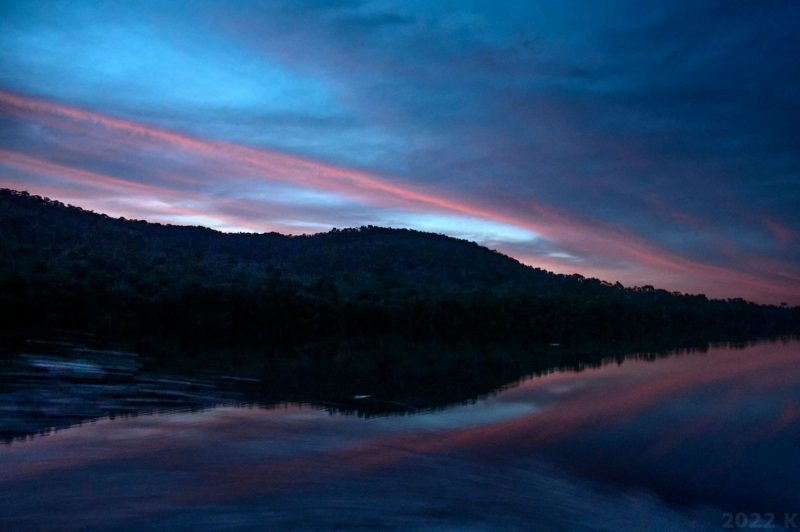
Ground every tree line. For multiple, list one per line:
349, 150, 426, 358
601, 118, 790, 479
1, 188, 797, 352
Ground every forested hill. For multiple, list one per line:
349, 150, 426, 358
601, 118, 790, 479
0, 188, 797, 347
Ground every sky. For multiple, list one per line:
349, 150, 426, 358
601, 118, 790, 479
0, 0, 798, 304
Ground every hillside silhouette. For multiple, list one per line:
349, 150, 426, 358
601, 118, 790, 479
1, 188, 797, 349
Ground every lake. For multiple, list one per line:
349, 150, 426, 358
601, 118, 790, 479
1, 338, 798, 531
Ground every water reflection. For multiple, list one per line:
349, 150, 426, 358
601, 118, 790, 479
1, 334, 760, 442
0, 338, 254, 442
0, 338, 798, 531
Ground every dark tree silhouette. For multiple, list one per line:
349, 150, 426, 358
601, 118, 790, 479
0, 188, 797, 351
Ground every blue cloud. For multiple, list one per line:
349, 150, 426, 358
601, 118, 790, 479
1, 0, 798, 302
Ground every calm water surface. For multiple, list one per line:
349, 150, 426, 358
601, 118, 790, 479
1, 338, 799, 531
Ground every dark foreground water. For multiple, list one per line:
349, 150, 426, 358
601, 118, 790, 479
1, 338, 799, 531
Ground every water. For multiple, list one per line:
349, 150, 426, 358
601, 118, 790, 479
1, 338, 798, 531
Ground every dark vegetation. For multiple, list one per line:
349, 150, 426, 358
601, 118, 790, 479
1, 188, 798, 428
4, 331, 773, 442
1, 188, 798, 353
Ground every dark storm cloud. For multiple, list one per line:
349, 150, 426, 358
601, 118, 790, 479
262, 0, 800, 274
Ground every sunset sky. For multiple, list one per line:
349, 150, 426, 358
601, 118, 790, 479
1, 0, 798, 304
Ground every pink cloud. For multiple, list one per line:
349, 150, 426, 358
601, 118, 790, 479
3, 90, 800, 303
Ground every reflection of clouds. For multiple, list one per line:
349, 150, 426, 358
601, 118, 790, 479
386, 401, 541, 431
546, 382, 588, 395
761, 401, 800, 437
0, 340, 798, 528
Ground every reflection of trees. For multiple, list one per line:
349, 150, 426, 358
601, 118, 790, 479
2, 331, 744, 442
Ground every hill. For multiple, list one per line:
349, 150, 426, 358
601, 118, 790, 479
0, 188, 797, 349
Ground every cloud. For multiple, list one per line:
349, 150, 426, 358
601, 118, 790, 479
0, 0, 798, 303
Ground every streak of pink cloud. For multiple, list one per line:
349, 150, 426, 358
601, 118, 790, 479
762, 217, 797, 248
2, 90, 800, 303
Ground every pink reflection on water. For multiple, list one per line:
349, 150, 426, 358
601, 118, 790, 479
1, 338, 798, 528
